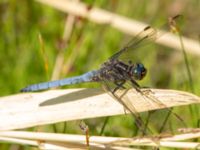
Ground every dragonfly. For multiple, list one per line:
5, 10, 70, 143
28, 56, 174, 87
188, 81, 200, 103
21, 15, 184, 134
21, 25, 154, 93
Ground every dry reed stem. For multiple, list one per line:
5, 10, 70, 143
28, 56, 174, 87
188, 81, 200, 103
0, 130, 199, 149
0, 136, 139, 150
0, 88, 199, 131
35, 0, 200, 56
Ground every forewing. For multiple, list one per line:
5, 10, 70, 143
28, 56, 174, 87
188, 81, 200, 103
109, 26, 156, 63
109, 15, 182, 64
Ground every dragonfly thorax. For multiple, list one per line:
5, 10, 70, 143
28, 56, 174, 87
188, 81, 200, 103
100, 60, 147, 82
131, 63, 147, 80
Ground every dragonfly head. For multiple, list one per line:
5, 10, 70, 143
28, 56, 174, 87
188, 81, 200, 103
132, 63, 147, 80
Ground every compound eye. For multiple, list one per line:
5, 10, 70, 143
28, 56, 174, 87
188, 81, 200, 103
132, 63, 147, 80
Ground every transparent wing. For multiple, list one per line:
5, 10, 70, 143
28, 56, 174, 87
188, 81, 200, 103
109, 15, 182, 64
101, 74, 186, 134
124, 80, 187, 133
101, 78, 153, 135
109, 26, 156, 62
100, 15, 185, 134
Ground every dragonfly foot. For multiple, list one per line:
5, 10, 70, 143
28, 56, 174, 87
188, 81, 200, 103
141, 88, 154, 95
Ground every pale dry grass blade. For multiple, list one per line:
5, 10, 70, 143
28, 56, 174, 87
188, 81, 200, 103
0, 137, 38, 146
0, 130, 200, 149
35, 0, 200, 56
0, 131, 140, 150
0, 88, 199, 131
0, 136, 88, 150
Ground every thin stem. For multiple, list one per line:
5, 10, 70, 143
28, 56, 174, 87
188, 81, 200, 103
99, 117, 109, 136
178, 34, 194, 92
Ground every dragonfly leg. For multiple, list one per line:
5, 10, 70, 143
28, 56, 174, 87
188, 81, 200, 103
112, 80, 126, 93
142, 88, 155, 94
131, 79, 153, 95
130, 79, 141, 92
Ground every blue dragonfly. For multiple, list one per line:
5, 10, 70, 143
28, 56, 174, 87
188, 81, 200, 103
21, 24, 153, 93
21, 27, 150, 93
21, 15, 184, 134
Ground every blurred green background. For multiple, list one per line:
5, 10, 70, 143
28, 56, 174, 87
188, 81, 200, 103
0, 0, 200, 149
